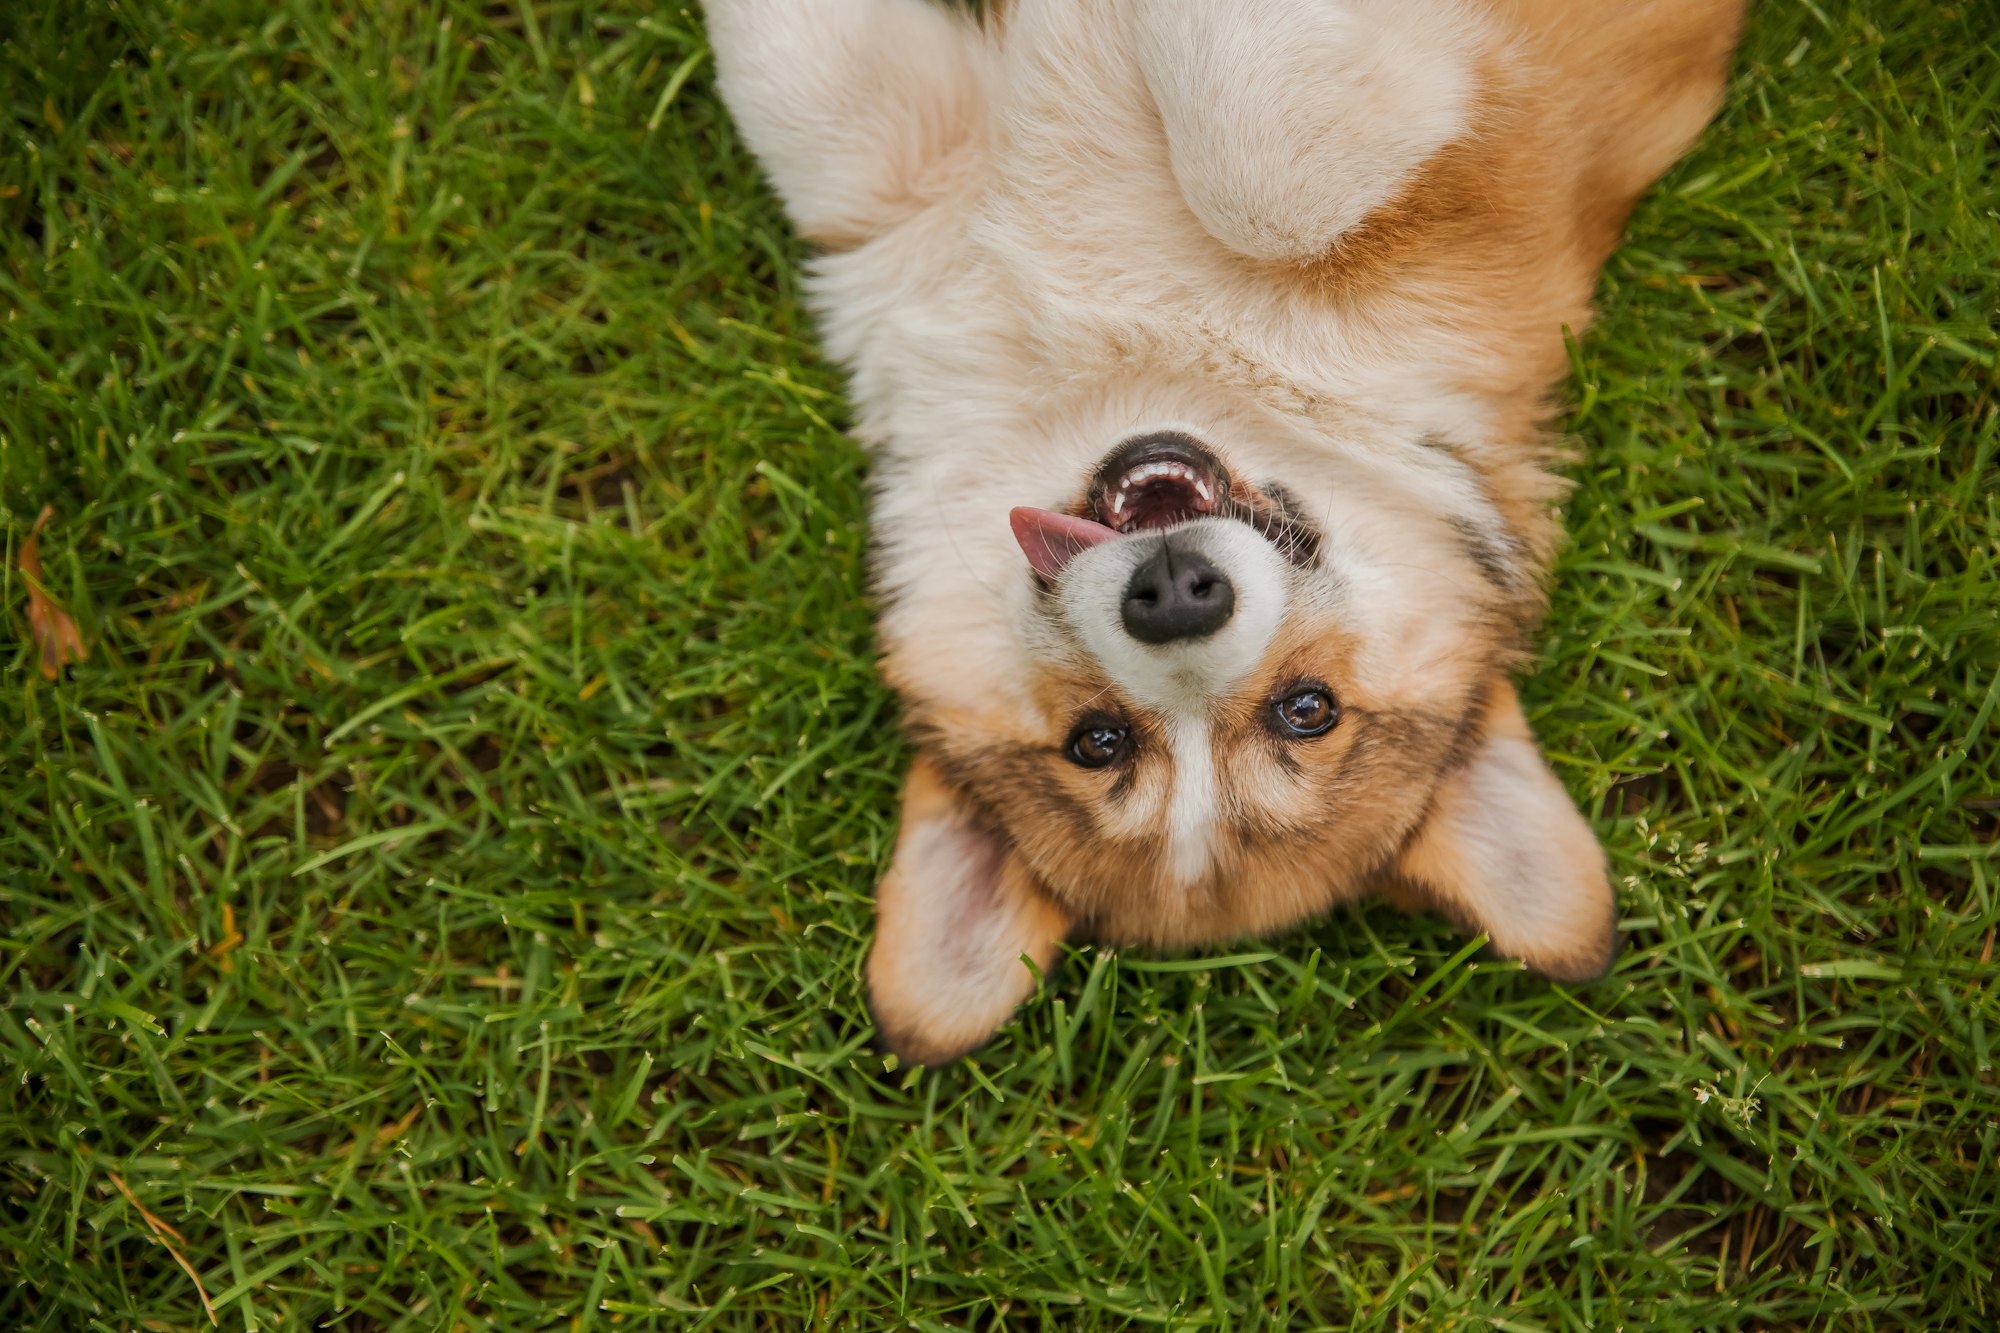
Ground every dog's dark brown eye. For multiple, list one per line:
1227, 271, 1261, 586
1274, 686, 1338, 738
1067, 724, 1128, 768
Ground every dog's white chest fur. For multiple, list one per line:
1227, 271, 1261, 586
799, 1, 1513, 722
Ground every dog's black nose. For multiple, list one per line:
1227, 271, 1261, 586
1121, 542, 1235, 643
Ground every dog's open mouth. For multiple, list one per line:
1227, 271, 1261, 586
1011, 435, 1228, 579
1092, 450, 1223, 533
1082, 433, 1229, 535
1011, 432, 1314, 578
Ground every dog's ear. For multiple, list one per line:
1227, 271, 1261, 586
1393, 682, 1618, 982
866, 755, 1072, 1066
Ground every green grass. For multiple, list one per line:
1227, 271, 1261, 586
2, 0, 1996, 1327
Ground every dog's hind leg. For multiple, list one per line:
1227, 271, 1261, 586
705, 0, 991, 249
1133, 0, 1497, 265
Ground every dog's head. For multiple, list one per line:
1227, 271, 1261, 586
867, 426, 1617, 1066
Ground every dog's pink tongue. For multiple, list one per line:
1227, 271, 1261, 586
1010, 507, 1119, 579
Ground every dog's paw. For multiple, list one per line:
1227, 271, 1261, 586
1136, 0, 1494, 263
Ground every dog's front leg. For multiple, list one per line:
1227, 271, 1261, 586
705, 0, 991, 248
1134, 0, 1498, 264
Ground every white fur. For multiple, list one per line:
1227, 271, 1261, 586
1134, 0, 1487, 262
707, 0, 990, 242
1062, 517, 1291, 718
1162, 716, 1219, 886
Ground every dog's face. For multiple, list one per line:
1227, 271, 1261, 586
868, 424, 1618, 1065
936, 429, 1501, 939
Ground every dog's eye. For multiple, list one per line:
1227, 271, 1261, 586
1273, 686, 1339, 738
1067, 724, 1129, 768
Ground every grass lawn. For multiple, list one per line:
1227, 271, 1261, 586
3, 0, 1997, 1328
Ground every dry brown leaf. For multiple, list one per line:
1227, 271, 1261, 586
107, 1171, 219, 1327
207, 901, 244, 973
372, 1102, 425, 1149
21, 505, 88, 679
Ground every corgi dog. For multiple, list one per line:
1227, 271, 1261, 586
707, 0, 1744, 1064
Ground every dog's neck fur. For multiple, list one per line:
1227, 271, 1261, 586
811, 5, 1577, 717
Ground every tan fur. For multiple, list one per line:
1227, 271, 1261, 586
710, 0, 1743, 1062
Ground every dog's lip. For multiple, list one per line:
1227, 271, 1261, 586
1085, 438, 1229, 534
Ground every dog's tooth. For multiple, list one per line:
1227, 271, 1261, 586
1115, 458, 1213, 496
